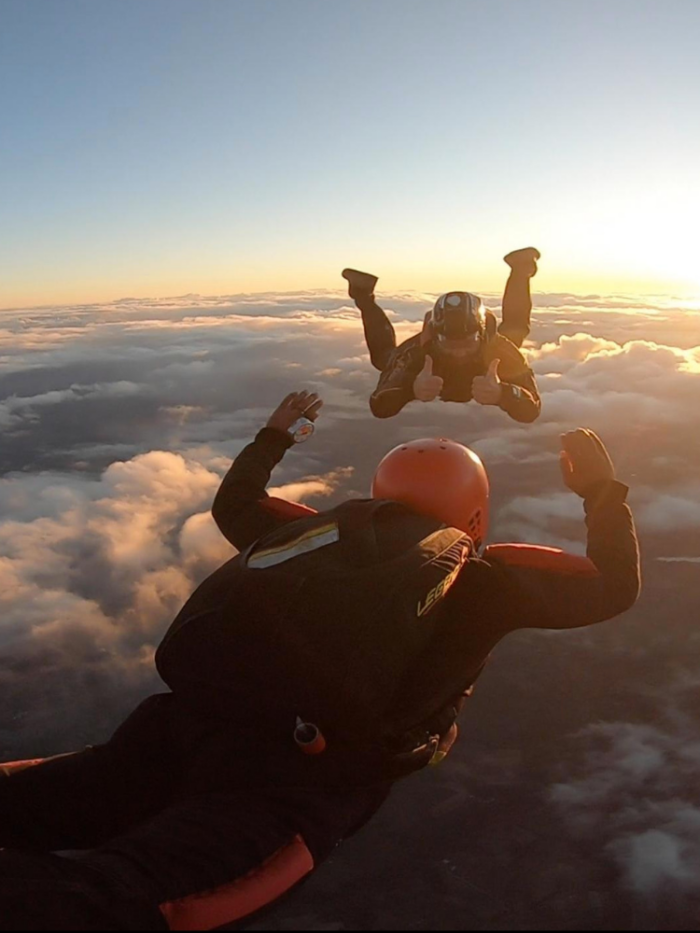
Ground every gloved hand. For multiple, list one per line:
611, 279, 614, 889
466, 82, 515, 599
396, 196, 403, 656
560, 429, 615, 497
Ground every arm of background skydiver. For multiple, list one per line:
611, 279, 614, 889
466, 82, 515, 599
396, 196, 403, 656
369, 344, 421, 418
212, 391, 322, 551
369, 383, 415, 418
485, 430, 640, 630
369, 334, 430, 418
498, 367, 541, 423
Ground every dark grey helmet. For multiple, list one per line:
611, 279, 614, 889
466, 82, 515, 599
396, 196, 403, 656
430, 292, 485, 342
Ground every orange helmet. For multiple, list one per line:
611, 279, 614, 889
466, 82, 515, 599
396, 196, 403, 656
371, 438, 489, 547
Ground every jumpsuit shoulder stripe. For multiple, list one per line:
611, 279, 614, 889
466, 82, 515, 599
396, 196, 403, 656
248, 522, 340, 568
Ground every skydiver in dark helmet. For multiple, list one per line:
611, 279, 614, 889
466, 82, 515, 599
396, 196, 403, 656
0, 388, 640, 931
342, 247, 541, 421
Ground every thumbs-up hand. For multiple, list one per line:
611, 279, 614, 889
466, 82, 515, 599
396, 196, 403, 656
413, 353, 444, 402
472, 358, 503, 406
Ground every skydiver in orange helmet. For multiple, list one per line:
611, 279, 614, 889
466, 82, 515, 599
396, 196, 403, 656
342, 248, 541, 421
0, 390, 639, 930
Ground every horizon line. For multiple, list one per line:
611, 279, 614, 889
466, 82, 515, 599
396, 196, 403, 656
3, 286, 699, 316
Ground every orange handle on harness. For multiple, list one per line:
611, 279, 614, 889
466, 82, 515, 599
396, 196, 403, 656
294, 718, 327, 756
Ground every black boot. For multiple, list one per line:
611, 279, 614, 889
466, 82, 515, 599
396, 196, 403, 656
342, 268, 379, 301
503, 247, 540, 277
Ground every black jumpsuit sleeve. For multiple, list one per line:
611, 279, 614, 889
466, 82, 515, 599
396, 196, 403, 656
211, 427, 295, 551
369, 359, 417, 417
498, 368, 541, 423
369, 338, 424, 419
369, 382, 416, 419
485, 480, 641, 630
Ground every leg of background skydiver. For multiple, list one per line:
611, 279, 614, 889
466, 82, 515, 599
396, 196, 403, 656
342, 269, 396, 371
499, 247, 540, 348
0, 775, 391, 930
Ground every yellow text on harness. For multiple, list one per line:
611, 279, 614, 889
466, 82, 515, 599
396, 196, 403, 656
417, 562, 463, 618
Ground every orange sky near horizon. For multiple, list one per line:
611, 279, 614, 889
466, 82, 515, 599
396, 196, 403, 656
3, 258, 700, 313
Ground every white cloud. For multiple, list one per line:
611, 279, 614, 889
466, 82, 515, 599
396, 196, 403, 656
637, 489, 700, 533
0, 381, 144, 427
268, 467, 354, 504
551, 716, 700, 898
0, 441, 358, 752
657, 557, 700, 563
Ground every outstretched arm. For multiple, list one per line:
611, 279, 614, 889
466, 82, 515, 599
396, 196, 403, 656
485, 430, 640, 629
370, 318, 444, 418
212, 391, 323, 550
370, 379, 416, 418
499, 368, 541, 423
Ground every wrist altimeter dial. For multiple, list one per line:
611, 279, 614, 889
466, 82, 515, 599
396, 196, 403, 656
288, 417, 315, 443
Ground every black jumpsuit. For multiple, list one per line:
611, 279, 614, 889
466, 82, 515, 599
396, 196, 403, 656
354, 262, 541, 421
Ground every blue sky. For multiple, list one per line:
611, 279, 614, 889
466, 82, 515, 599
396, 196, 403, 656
2, 0, 699, 306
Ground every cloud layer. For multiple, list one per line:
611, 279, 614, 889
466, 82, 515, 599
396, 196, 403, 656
0, 285, 699, 923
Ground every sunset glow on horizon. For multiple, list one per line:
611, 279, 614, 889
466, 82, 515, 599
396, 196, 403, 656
3, 250, 700, 314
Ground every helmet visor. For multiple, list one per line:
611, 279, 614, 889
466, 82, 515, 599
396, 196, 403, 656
434, 332, 481, 358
